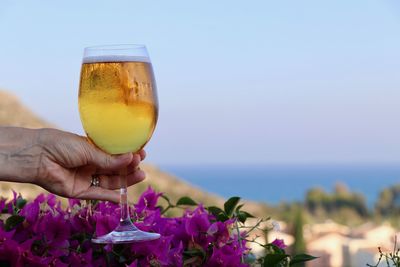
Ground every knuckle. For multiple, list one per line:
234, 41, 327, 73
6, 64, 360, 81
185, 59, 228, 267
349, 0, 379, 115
103, 155, 112, 168
132, 154, 140, 166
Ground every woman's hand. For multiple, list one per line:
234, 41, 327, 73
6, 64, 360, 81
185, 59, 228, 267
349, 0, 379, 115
0, 127, 146, 202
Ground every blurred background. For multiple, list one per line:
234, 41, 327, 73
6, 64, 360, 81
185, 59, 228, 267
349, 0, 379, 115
1, 1, 400, 266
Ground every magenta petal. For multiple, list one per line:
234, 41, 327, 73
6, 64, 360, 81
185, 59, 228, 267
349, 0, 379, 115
185, 212, 210, 236
21, 201, 39, 224
34, 193, 46, 204
95, 214, 118, 236
207, 222, 219, 235
271, 238, 287, 249
0, 190, 255, 266
68, 198, 81, 208
0, 238, 22, 267
208, 245, 243, 266
134, 186, 162, 213
128, 260, 139, 267
46, 194, 57, 207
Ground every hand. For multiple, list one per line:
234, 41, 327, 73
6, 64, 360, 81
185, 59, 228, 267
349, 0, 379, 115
0, 127, 146, 202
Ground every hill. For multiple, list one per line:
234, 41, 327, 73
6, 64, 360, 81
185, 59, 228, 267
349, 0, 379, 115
0, 90, 269, 216
0, 90, 52, 128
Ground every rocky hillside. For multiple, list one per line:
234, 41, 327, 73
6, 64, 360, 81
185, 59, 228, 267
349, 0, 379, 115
0, 90, 52, 128
0, 90, 269, 216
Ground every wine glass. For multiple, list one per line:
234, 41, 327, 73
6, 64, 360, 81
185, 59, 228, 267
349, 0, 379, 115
78, 44, 160, 243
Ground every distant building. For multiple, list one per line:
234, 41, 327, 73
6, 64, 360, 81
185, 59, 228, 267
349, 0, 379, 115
304, 221, 397, 267
304, 220, 350, 239
350, 222, 396, 246
307, 232, 349, 267
347, 223, 396, 267
248, 219, 398, 266
346, 241, 387, 267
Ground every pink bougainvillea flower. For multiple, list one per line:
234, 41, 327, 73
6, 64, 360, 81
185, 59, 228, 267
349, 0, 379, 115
208, 244, 248, 267
134, 186, 162, 214
0, 187, 265, 266
207, 220, 233, 245
131, 235, 173, 266
271, 238, 287, 249
68, 249, 93, 267
20, 201, 40, 225
93, 214, 119, 237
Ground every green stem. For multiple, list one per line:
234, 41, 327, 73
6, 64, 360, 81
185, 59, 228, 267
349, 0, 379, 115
161, 204, 175, 215
243, 218, 267, 236
234, 214, 244, 263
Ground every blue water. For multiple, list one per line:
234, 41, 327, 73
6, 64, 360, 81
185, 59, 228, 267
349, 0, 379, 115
160, 164, 400, 208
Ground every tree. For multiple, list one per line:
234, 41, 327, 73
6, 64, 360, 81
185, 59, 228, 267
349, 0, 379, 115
305, 187, 327, 213
292, 207, 306, 267
334, 182, 350, 196
375, 184, 400, 217
305, 184, 368, 218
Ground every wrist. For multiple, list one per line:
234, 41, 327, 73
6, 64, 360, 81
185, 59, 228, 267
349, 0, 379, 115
0, 127, 43, 184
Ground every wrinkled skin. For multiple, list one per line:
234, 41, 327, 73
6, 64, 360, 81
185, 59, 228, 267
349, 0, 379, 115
0, 127, 146, 202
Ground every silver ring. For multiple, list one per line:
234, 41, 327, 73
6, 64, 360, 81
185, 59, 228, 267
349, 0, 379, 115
90, 175, 100, 187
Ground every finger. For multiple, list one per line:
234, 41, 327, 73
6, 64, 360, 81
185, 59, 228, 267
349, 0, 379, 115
96, 153, 141, 174
138, 149, 146, 161
76, 187, 120, 203
98, 169, 146, 190
83, 141, 134, 170
129, 153, 141, 167
126, 155, 141, 170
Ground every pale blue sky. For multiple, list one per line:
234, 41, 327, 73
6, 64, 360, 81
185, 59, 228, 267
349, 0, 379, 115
1, 1, 400, 165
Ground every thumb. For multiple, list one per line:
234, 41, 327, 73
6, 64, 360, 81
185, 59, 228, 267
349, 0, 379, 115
84, 143, 133, 170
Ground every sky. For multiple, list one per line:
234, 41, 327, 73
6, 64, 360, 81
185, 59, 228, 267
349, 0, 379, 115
1, 1, 400, 166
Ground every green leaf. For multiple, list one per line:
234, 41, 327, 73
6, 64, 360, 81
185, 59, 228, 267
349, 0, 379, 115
118, 255, 127, 264
207, 206, 230, 222
237, 211, 247, 223
235, 203, 245, 211
16, 198, 27, 210
183, 248, 206, 260
176, 196, 197, 206
206, 206, 224, 216
160, 195, 171, 203
31, 239, 45, 255
217, 212, 230, 222
237, 210, 256, 223
71, 232, 87, 243
183, 249, 203, 257
263, 254, 289, 267
241, 210, 255, 218
5, 215, 25, 231
224, 196, 241, 216
290, 254, 318, 266
269, 244, 286, 254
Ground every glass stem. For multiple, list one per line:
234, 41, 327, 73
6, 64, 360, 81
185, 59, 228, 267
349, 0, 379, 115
119, 167, 134, 227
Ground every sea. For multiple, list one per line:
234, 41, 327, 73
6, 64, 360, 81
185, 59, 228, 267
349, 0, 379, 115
160, 164, 400, 208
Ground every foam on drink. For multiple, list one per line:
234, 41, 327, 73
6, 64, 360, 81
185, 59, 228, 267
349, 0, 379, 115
82, 55, 150, 64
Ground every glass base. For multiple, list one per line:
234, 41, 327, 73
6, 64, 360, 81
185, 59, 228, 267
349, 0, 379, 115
92, 222, 160, 244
